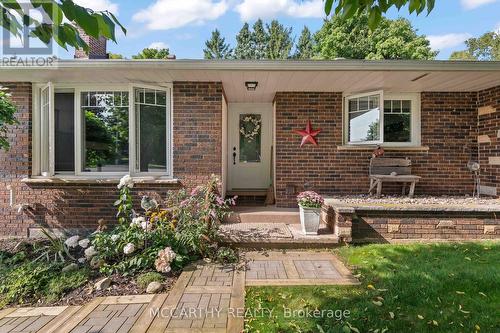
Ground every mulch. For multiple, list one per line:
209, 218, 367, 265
47, 274, 178, 307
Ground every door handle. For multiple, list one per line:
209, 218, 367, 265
232, 147, 237, 165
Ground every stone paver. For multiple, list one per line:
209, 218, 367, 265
0, 251, 357, 333
294, 260, 342, 279
70, 303, 148, 333
244, 251, 359, 286
0, 306, 68, 333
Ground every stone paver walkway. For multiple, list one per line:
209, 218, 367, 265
0, 251, 357, 333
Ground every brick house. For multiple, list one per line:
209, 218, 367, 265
0, 45, 499, 237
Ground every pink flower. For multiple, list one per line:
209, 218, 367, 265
297, 191, 324, 208
190, 186, 203, 196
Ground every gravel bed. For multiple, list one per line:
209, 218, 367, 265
326, 195, 500, 207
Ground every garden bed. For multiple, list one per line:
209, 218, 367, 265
0, 175, 238, 309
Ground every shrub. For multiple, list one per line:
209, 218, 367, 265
90, 174, 235, 275
136, 272, 164, 289
0, 258, 89, 307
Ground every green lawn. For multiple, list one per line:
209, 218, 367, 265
245, 242, 500, 333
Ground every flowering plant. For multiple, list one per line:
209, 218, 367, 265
89, 174, 235, 275
115, 175, 134, 225
297, 191, 324, 209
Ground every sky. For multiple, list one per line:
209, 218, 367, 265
63, 0, 500, 60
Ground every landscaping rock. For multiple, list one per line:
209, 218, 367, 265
146, 281, 163, 294
62, 263, 78, 272
95, 277, 112, 291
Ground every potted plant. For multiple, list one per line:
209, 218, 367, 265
297, 191, 324, 235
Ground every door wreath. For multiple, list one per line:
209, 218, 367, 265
239, 115, 261, 142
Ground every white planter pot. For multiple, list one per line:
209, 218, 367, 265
299, 206, 321, 235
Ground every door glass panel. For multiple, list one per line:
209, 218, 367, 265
55, 92, 75, 172
239, 114, 261, 163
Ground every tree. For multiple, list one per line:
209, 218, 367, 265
0, 0, 125, 52
204, 29, 232, 59
294, 26, 314, 59
109, 53, 124, 59
234, 23, 254, 59
449, 31, 500, 60
324, 0, 436, 29
314, 13, 436, 60
266, 20, 293, 59
132, 48, 170, 59
0, 87, 18, 150
251, 19, 268, 60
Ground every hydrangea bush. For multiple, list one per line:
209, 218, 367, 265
297, 191, 324, 209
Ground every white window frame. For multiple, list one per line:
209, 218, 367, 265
344, 90, 384, 145
32, 83, 174, 178
344, 91, 421, 147
383, 92, 421, 147
130, 83, 173, 177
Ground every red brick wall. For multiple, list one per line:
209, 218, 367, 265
274, 91, 478, 207
173, 82, 223, 189
0, 82, 223, 237
74, 27, 107, 59
477, 86, 500, 195
0, 83, 32, 236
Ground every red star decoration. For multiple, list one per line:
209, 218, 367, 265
294, 120, 322, 147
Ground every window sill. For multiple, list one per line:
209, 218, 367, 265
336, 145, 429, 152
21, 176, 181, 185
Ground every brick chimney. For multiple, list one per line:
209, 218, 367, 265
74, 27, 108, 59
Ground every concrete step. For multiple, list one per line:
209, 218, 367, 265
225, 207, 301, 224
220, 223, 340, 249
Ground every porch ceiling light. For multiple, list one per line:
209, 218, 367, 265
245, 81, 258, 91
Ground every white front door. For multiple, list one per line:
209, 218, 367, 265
227, 103, 273, 191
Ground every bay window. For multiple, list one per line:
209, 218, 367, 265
34, 84, 172, 178
345, 91, 420, 146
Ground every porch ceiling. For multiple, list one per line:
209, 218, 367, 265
1, 59, 499, 102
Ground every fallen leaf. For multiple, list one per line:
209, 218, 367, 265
418, 315, 424, 320
367, 284, 376, 290
459, 305, 470, 314
475, 324, 481, 331
432, 320, 438, 326
378, 288, 388, 292
389, 312, 395, 319
465, 256, 471, 261
456, 291, 465, 295
479, 292, 487, 297
372, 300, 383, 306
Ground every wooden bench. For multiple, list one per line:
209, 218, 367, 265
369, 157, 421, 197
